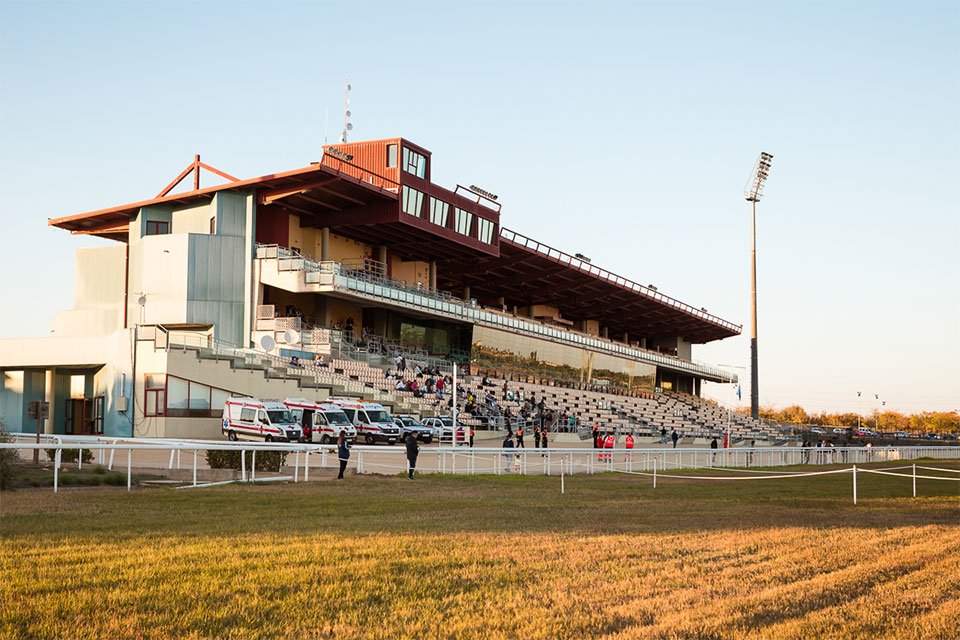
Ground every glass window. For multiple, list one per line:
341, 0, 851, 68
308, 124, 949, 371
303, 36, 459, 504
209, 216, 216, 235
402, 186, 425, 218
258, 410, 268, 422
477, 217, 495, 244
455, 208, 473, 236
166, 377, 188, 417
402, 147, 427, 178
429, 197, 450, 227
145, 374, 166, 389
211, 388, 230, 418
146, 221, 169, 236
386, 144, 398, 168
240, 407, 256, 422
188, 381, 211, 417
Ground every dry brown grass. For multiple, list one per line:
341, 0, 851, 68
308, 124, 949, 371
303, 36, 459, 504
2, 461, 959, 639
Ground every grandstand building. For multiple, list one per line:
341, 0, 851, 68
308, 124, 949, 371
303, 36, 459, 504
0, 138, 744, 439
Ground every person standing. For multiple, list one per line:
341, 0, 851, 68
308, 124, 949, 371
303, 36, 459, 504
516, 426, 525, 448
337, 430, 351, 480
534, 425, 542, 448
469, 428, 475, 448
540, 426, 549, 454
502, 430, 515, 472
710, 436, 718, 463
593, 424, 600, 448
671, 430, 679, 449
405, 431, 419, 479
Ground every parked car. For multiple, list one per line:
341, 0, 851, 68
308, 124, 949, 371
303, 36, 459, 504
222, 397, 302, 442
284, 398, 357, 444
330, 399, 400, 445
422, 417, 467, 443
832, 428, 847, 435
393, 415, 434, 443
894, 431, 910, 439
810, 427, 826, 435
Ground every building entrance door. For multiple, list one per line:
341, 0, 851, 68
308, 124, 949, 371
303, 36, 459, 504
64, 396, 105, 435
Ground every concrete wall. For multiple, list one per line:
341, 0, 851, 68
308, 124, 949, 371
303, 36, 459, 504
186, 234, 245, 345
51, 245, 126, 337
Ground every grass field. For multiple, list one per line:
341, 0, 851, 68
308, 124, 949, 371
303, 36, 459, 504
2, 461, 959, 639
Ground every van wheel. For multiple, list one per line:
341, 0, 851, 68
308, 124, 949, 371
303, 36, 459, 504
365, 434, 375, 445
265, 435, 274, 443
321, 434, 331, 444
228, 431, 237, 442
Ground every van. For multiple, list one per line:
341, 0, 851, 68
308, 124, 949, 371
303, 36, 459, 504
330, 399, 401, 445
284, 398, 357, 444
222, 397, 303, 442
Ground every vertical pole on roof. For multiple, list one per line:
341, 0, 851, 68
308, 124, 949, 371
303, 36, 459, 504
194, 155, 200, 190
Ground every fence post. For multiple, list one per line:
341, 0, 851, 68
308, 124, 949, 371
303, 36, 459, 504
852, 465, 857, 505
653, 463, 657, 489
193, 449, 198, 487
54, 448, 61, 493
241, 449, 246, 481
169, 449, 175, 470
252, 450, 257, 482
561, 459, 565, 494
78, 448, 83, 470
294, 451, 300, 483
127, 449, 132, 491
305, 450, 310, 482
912, 463, 916, 498
359, 450, 364, 474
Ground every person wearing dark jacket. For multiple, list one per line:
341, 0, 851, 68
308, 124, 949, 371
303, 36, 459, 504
671, 430, 679, 448
337, 431, 351, 480
405, 432, 420, 479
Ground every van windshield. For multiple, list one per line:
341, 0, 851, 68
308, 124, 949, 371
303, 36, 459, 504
325, 411, 351, 426
366, 410, 391, 424
267, 410, 295, 425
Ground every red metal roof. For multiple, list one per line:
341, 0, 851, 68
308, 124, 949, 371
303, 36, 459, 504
437, 228, 741, 344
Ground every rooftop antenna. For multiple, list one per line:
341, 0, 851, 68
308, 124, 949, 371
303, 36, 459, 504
338, 78, 352, 144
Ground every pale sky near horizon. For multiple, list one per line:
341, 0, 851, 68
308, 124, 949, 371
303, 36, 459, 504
1, 0, 957, 415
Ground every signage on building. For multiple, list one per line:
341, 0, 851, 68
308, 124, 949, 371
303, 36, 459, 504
325, 148, 354, 162
468, 185, 498, 201
27, 401, 49, 420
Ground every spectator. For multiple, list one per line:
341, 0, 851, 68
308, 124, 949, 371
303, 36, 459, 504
660, 427, 668, 444
671, 430, 679, 448
534, 425, 541, 448
710, 437, 718, 462
337, 431, 350, 480
502, 430, 515, 472
405, 432, 419, 480
290, 356, 300, 367
516, 426, 525, 449
469, 428, 475, 447
541, 426, 549, 453
593, 424, 600, 449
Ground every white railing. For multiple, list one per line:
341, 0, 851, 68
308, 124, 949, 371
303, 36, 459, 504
4, 433, 957, 493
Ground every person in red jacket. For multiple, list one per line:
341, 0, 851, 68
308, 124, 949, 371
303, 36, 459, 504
603, 433, 615, 461
625, 434, 634, 461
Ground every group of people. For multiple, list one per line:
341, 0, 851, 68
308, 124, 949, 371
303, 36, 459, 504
658, 427, 680, 448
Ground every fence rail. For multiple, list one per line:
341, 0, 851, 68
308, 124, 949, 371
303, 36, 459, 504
4, 433, 958, 493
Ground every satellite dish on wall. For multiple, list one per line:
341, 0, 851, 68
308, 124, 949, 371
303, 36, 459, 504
260, 335, 276, 352
283, 330, 300, 345
137, 296, 147, 306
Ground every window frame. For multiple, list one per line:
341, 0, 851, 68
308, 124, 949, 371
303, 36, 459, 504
145, 221, 169, 236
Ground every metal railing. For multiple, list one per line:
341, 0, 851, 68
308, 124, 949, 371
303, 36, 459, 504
256, 244, 737, 383
5, 433, 957, 493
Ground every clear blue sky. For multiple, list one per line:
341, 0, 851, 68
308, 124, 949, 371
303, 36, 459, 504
1, 0, 957, 414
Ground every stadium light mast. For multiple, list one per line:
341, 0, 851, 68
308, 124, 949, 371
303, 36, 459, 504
744, 152, 774, 420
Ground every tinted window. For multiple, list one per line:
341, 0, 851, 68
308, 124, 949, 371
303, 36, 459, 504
240, 407, 255, 422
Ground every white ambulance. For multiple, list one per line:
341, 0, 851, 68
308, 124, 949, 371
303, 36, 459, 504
283, 398, 357, 444
221, 397, 303, 442
330, 399, 401, 445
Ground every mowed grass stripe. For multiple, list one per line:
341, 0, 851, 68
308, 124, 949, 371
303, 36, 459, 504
1, 462, 958, 639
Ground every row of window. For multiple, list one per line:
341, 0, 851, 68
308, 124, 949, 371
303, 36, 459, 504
144, 216, 216, 236
144, 373, 235, 418
401, 186, 496, 244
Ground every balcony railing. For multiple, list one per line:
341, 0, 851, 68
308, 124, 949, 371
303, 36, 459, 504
255, 244, 737, 383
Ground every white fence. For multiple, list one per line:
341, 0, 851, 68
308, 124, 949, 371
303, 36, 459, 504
3, 433, 959, 493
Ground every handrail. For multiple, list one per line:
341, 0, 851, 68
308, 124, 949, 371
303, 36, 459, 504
255, 244, 737, 383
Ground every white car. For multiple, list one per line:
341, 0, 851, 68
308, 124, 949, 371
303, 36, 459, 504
832, 428, 846, 434
222, 397, 302, 442
284, 398, 357, 444
810, 427, 826, 435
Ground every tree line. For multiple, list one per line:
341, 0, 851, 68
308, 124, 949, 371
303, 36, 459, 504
738, 406, 959, 434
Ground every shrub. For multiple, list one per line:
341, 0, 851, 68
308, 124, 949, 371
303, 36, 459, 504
92, 464, 107, 475
103, 472, 127, 486
0, 420, 17, 491
44, 448, 94, 464
206, 449, 288, 473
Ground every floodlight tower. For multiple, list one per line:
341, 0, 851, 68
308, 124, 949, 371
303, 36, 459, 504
744, 152, 774, 420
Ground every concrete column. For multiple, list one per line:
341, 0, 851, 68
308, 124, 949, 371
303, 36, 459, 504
497, 296, 505, 309
320, 227, 330, 261
429, 261, 437, 292
640, 337, 647, 349
378, 245, 387, 266
601, 326, 609, 339
463, 286, 471, 300
623, 331, 629, 343
44, 369, 55, 435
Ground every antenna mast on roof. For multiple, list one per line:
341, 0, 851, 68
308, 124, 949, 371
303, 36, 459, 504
338, 78, 352, 143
